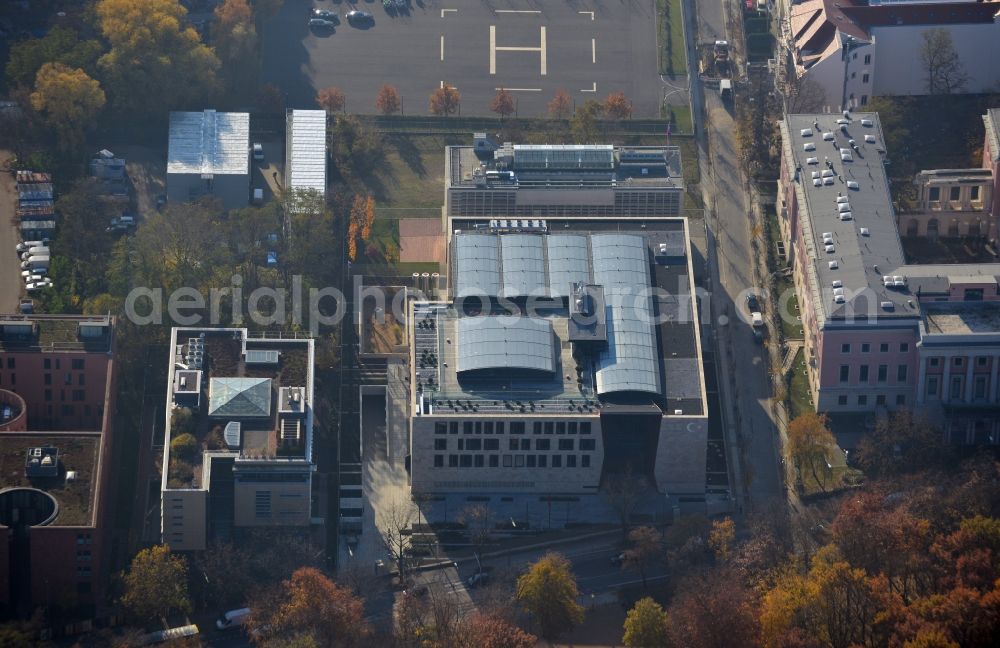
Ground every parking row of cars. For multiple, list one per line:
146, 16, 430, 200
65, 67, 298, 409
15, 238, 53, 294
308, 7, 374, 30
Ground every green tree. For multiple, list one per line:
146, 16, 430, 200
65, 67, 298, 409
30, 63, 106, 151
95, 0, 220, 115
570, 100, 602, 142
170, 433, 198, 461
516, 552, 584, 640
120, 545, 192, 622
329, 116, 384, 179
5, 26, 103, 89
787, 413, 836, 492
623, 597, 670, 648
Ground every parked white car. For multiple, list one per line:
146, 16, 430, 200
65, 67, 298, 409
26, 279, 53, 292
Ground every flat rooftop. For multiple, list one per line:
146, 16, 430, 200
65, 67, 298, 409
923, 302, 1000, 336
164, 329, 314, 489
0, 434, 100, 526
448, 143, 683, 189
413, 221, 704, 416
782, 112, 917, 322
0, 315, 113, 353
167, 109, 250, 176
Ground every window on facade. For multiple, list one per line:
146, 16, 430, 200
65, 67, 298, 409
449, 422, 459, 434
44, 373, 51, 385
460, 455, 472, 467
458, 439, 464, 450
485, 439, 499, 451
929, 187, 940, 201
533, 422, 542, 434
466, 439, 482, 451
860, 95, 868, 105
72, 359, 84, 370
864, 54, 871, 64
559, 439, 574, 451
951, 377, 963, 399
582, 455, 590, 468
496, 422, 505, 434
434, 455, 444, 467
503, 455, 512, 467
900, 343, 909, 353
474, 454, 485, 467
859, 365, 869, 382
552, 455, 562, 468
975, 377, 987, 399
536, 439, 551, 451
509, 439, 519, 450
435, 423, 447, 435
839, 365, 850, 383
861, 343, 870, 353
927, 377, 939, 397
954, 357, 964, 367
514, 455, 524, 467
950, 186, 961, 201
838, 395, 848, 405
510, 421, 524, 434
964, 289, 984, 301
977, 356, 988, 367
580, 439, 596, 451
971, 186, 981, 201
858, 395, 868, 406
434, 439, 447, 450
463, 422, 473, 434
897, 365, 908, 382
580, 422, 592, 434
877, 365, 888, 383
474, 421, 482, 434
556, 422, 566, 434
44, 358, 51, 369
880, 343, 889, 353
842, 344, 851, 353
527, 455, 536, 468
568, 422, 578, 434
567, 455, 577, 468
876, 395, 886, 405
896, 394, 906, 406
5, 358, 13, 369
538, 455, 547, 467
489, 455, 499, 467
929, 357, 939, 367
862, 73, 869, 83
544, 422, 554, 434
484, 422, 493, 434
851, 72, 856, 79
449, 455, 459, 467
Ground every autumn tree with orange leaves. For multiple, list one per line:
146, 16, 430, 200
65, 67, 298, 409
604, 91, 632, 119
548, 88, 572, 119
316, 86, 346, 113
247, 567, 370, 647
430, 83, 460, 116
376, 83, 401, 115
491, 88, 515, 118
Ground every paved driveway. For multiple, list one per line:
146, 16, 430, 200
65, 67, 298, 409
261, 0, 664, 116
0, 157, 23, 313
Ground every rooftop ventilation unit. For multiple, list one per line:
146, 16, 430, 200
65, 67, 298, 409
839, 212, 853, 221
829, 260, 839, 269
865, 134, 876, 143
800, 128, 813, 137
823, 132, 834, 141
880, 301, 895, 311
804, 142, 816, 151
859, 227, 870, 236
860, 119, 873, 127
831, 280, 843, 288
806, 157, 819, 165
846, 181, 860, 190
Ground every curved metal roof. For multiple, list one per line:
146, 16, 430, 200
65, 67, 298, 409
457, 316, 555, 374
590, 234, 661, 395
546, 235, 591, 297
452, 234, 500, 297
501, 234, 547, 297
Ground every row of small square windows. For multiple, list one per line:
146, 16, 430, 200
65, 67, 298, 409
434, 421, 593, 435
434, 438, 596, 452
434, 454, 591, 469
841, 342, 908, 353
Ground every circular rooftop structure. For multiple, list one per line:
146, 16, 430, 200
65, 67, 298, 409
0, 488, 59, 527
0, 388, 27, 431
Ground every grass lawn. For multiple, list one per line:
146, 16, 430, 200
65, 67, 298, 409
658, 0, 688, 77
345, 134, 464, 212
788, 348, 813, 419
662, 104, 693, 134
799, 443, 864, 497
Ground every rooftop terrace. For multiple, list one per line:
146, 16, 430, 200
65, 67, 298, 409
924, 302, 1000, 336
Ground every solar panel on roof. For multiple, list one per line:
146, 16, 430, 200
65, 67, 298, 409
456, 317, 555, 374
500, 234, 546, 297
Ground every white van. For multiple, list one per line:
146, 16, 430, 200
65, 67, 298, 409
16, 239, 49, 254
216, 607, 251, 630
21, 256, 50, 271
21, 246, 49, 261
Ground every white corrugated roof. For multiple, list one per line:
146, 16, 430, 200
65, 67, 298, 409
286, 109, 327, 195
167, 110, 250, 176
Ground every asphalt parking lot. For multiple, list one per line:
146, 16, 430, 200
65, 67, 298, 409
261, 0, 664, 117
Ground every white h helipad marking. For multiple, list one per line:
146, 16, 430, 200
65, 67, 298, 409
440, 9, 457, 18
579, 11, 595, 20
592, 38, 596, 63
495, 9, 541, 14
581, 82, 597, 93
496, 87, 542, 92
441, 35, 445, 61
490, 26, 547, 76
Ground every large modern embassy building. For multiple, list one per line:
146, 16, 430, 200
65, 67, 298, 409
408, 219, 708, 500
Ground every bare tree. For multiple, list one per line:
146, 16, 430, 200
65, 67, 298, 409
604, 469, 648, 540
921, 28, 969, 95
458, 504, 492, 574
623, 526, 663, 589
378, 498, 416, 582
784, 74, 827, 113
